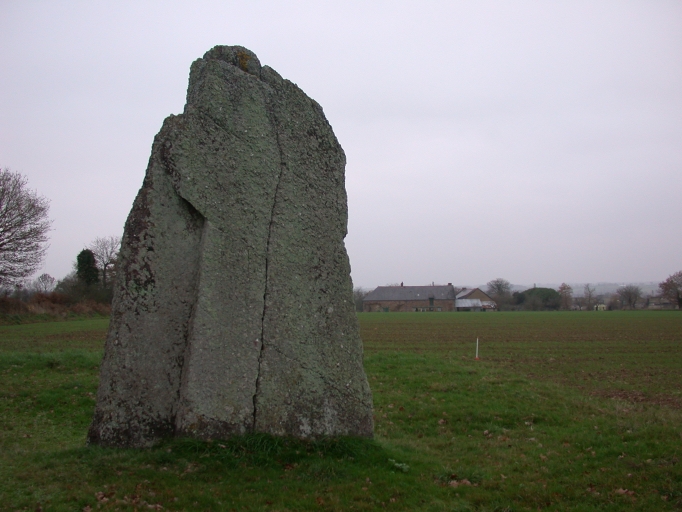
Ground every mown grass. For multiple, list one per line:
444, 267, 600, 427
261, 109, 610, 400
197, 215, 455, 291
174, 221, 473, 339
1, 312, 681, 511
0, 312, 110, 327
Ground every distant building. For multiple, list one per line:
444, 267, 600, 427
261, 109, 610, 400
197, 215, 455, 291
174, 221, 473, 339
454, 298, 483, 311
362, 284, 457, 312
362, 284, 497, 312
647, 296, 678, 310
455, 288, 497, 311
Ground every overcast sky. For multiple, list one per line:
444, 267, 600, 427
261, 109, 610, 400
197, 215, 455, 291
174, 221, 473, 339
1, 1, 680, 289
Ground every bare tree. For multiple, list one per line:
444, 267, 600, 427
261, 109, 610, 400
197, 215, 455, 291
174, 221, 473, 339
558, 283, 573, 310
88, 236, 121, 288
353, 287, 368, 312
573, 295, 585, 310
34, 273, 56, 293
486, 277, 511, 297
659, 271, 682, 309
607, 293, 621, 310
486, 277, 512, 309
583, 283, 596, 310
618, 285, 642, 309
0, 168, 51, 285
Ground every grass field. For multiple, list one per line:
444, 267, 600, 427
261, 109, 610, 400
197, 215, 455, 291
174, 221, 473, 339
1, 311, 681, 511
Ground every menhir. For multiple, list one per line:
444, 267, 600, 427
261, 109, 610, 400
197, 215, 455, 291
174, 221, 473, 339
88, 46, 373, 447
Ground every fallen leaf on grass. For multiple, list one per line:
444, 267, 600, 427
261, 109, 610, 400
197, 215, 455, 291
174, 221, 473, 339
122, 494, 141, 505
182, 463, 198, 475
95, 491, 115, 503
438, 419, 447, 425
615, 488, 635, 496
449, 479, 472, 488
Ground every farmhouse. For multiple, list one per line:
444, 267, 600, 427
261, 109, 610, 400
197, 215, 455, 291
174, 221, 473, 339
362, 284, 498, 312
363, 284, 458, 312
647, 296, 678, 310
455, 288, 497, 311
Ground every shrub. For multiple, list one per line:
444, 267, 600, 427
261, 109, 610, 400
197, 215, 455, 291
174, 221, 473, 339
513, 287, 561, 311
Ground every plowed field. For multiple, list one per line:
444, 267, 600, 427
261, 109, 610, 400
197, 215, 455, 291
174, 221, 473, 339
359, 311, 682, 409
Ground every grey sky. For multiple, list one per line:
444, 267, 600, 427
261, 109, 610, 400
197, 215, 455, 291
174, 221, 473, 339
1, 1, 680, 289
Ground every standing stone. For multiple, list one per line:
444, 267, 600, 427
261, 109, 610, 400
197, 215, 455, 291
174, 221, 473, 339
88, 46, 373, 447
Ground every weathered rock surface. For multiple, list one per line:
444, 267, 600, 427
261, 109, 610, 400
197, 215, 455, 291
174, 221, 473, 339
88, 46, 373, 447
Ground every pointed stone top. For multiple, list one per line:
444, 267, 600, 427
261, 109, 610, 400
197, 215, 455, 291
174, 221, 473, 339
203, 45, 262, 76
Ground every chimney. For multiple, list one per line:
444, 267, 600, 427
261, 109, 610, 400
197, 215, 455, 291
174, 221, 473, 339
447, 282, 452, 286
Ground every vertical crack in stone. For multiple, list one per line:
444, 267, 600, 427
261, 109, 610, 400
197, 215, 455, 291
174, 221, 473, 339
252, 108, 286, 429
174, 210, 209, 432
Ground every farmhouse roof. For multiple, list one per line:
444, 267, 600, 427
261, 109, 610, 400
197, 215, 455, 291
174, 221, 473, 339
363, 285, 457, 302
456, 288, 493, 301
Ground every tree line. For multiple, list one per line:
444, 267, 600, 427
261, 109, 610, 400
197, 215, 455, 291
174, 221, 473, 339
0, 167, 121, 315
478, 277, 681, 311
51, 236, 122, 303
2, 235, 121, 317
353, 275, 682, 312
